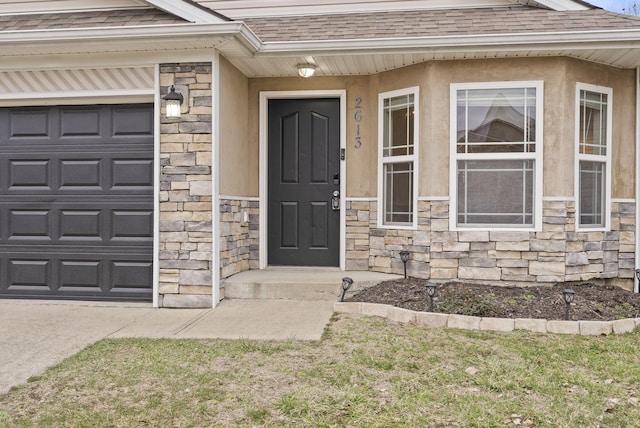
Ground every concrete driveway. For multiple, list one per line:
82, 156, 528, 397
0, 299, 334, 394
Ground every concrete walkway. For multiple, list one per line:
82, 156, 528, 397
0, 298, 334, 394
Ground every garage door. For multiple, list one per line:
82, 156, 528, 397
0, 104, 154, 301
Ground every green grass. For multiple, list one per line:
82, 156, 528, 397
1, 314, 639, 427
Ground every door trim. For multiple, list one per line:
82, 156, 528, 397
259, 90, 347, 270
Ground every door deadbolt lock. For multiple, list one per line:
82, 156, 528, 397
331, 190, 340, 211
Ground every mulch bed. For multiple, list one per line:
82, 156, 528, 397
346, 278, 640, 321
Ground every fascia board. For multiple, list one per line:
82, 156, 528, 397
257, 30, 640, 55
533, 0, 591, 10
143, 0, 226, 23
0, 22, 262, 53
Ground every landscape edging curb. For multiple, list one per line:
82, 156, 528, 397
334, 302, 640, 335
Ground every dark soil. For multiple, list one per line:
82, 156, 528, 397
346, 278, 640, 321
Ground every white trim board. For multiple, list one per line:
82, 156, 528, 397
219, 195, 260, 201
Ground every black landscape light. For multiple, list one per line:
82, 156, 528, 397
563, 289, 575, 320
635, 269, 640, 292
426, 281, 437, 312
399, 250, 410, 279
340, 277, 354, 302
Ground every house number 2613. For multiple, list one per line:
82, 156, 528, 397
354, 97, 363, 148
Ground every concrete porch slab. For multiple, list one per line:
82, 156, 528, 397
223, 269, 401, 301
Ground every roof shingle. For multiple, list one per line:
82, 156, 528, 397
0, 9, 188, 32
243, 7, 640, 42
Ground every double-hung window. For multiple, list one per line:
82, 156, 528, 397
378, 87, 419, 228
451, 81, 543, 230
576, 84, 612, 230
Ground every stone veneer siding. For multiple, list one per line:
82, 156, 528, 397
219, 198, 260, 288
158, 63, 214, 308
346, 199, 636, 288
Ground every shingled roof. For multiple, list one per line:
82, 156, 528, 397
243, 7, 640, 42
0, 8, 189, 32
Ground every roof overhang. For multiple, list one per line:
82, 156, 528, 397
0, 23, 261, 67
2, 21, 640, 77
144, 0, 229, 23
227, 29, 640, 77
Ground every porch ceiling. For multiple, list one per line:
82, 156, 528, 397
225, 46, 640, 78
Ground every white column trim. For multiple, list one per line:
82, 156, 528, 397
212, 50, 221, 306
635, 66, 640, 293
152, 64, 161, 308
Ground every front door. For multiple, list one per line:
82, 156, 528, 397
268, 98, 340, 266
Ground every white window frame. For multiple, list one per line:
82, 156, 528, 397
449, 81, 544, 231
377, 86, 419, 229
575, 83, 612, 232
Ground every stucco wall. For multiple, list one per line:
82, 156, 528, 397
247, 57, 636, 200
248, 75, 376, 197
237, 56, 637, 287
219, 56, 253, 197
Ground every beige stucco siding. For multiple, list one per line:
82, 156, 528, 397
565, 59, 636, 199
241, 56, 636, 200
219, 56, 253, 197
248, 75, 376, 197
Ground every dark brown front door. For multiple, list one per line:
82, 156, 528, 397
268, 98, 340, 266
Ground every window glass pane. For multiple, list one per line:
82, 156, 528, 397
579, 160, 605, 227
383, 94, 414, 157
580, 90, 608, 156
457, 159, 534, 226
384, 162, 413, 224
457, 87, 536, 154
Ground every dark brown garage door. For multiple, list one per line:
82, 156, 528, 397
0, 104, 154, 301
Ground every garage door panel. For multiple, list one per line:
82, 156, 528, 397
0, 251, 151, 300
60, 109, 101, 137
2, 154, 153, 194
60, 159, 102, 188
9, 109, 51, 138
0, 104, 154, 301
9, 209, 51, 240
112, 210, 153, 240
8, 259, 50, 290
112, 261, 153, 291
9, 160, 51, 189
112, 159, 153, 188
59, 260, 102, 291
112, 106, 154, 137
60, 210, 102, 239
1, 202, 152, 245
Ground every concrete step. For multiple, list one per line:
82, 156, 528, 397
223, 269, 402, 301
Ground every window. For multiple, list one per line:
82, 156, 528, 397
378, 87, 419, 228
451, 82, 543, 229
576, 84, 612, 230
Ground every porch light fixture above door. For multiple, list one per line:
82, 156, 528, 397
163, 85, 184, 118
297, 63, 317, 78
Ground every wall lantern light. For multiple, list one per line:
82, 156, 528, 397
562, 289, 575, 320
426, 282, 437, 312
399, 250, 410, 279
340, 277, 354, 302
163, 85, 184, 118
297, 63, 317, 78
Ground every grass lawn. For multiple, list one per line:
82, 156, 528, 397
0, 313, 639, 427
